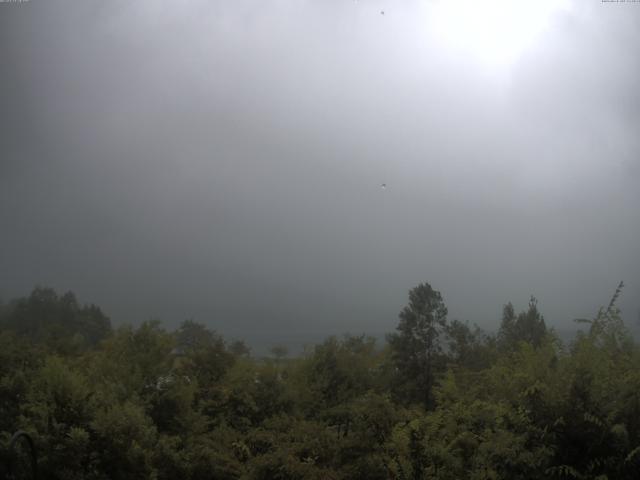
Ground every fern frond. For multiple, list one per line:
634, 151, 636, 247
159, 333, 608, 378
606, 281, 624, 316
583, 412, 605, 429
545, 464, 582, 478
625, 445, 640, 463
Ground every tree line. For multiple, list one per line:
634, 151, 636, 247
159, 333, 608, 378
0, 282, 638, 479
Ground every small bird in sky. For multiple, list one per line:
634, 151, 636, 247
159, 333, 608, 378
381, 183, 387, 190
380, 10, 385, 15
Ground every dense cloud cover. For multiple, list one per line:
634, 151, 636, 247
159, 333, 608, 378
1, 0, 639, 347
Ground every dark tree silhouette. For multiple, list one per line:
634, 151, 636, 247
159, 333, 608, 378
388, 282, 448, 408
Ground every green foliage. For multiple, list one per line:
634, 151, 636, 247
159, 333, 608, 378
0, 283, 638, 479
91, 400, 158, 479
498, 297, 547, 351
445, 319, 496, 370
388, 282, 448, 408
299, 335, 381, 413
0, 287, 111, 353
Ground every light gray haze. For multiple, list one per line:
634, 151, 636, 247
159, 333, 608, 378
1, 0, 639, 348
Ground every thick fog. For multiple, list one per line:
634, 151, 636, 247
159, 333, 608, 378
1, 0, 639, 347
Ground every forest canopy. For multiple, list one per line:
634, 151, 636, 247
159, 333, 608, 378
0, 283, 638, 480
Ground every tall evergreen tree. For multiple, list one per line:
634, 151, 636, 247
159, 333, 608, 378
498, 302, 517, 351
498, 297, 547, 350
387, 282, 448, 408
515, 296, 547, 348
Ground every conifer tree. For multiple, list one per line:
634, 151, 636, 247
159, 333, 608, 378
388, 282, 448, 408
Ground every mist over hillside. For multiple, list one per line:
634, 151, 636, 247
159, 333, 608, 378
1, 0, 639, 339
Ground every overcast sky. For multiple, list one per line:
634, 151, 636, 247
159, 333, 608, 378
1, 0, 639, 347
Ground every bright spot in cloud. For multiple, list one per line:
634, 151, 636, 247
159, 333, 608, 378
429, 0, 571, 67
